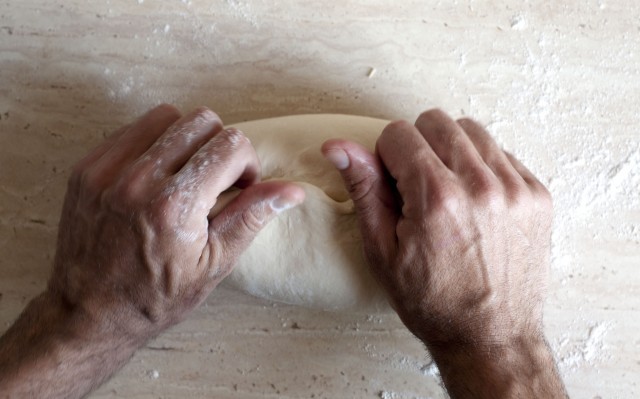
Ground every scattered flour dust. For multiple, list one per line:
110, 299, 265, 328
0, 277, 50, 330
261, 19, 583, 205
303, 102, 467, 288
486, 15, 638, 377
224, 0, 260, 28
554, 322, 614, 373
378, 391, 433, 399
510, 14, 528, 31
419, 361, 440, 378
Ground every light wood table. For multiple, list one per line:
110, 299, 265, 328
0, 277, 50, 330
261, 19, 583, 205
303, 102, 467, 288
1, 1, 638, 397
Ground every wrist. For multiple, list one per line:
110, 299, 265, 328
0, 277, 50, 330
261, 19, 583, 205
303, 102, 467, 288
0, 290, 146, 398
44, 287, 153, 349
427, 332, 548, 370
426, 334, 566, 399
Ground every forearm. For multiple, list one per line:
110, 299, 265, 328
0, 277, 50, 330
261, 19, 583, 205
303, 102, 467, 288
0, 291, 142, 399
427, 335, 568, 399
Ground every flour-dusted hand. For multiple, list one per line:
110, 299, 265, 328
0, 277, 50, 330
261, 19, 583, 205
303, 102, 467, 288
323, 109, 567, 398
0, 105, 304, 399
50, 105, 303, 337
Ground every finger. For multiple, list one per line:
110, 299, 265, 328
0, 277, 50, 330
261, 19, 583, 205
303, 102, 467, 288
88, 104, 182, 185
456, 118, 526, 191
414, 109, 486, 174
138, 107, 224, 177
170, 128, 261, 212
71, 123, 132, 177
376, 120, 452, 221
504, 151, 551, 197
321, 139, 400, 260
209, 181, 305, 267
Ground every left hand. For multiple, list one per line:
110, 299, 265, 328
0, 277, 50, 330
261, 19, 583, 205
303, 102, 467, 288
48, 104, 304, 341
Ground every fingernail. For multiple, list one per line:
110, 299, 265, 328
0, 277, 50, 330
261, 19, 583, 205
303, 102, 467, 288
324, 149, 350, 170
271, 196, 299, 213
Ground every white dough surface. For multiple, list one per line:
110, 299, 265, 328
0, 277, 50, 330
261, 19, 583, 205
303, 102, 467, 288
225, 114, 390, 310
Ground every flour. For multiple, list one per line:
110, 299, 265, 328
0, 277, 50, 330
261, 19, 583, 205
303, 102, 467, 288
224, 0, 260, 28
419, 361, 440, 378
554, 321, 613, 373
510, 15, 528, 31
488, 27, 640, 272
378, 390, 433, 399
487, 23, 637, 374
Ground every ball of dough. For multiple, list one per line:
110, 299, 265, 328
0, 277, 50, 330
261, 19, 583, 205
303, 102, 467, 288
223, 114, 391, 311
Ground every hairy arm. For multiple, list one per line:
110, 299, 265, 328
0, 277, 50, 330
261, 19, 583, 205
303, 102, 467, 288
0, 105, 303, 398
0, 293, 141, 398
428, 337, 566, 397
323, 109, 567, 398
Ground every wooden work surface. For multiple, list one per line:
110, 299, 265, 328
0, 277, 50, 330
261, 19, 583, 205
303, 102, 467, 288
1, 1, 639, 397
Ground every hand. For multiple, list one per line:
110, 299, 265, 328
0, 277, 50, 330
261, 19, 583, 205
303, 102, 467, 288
49, 104, 304, 340
323, 109, 565, 397
0, 104, 304, 399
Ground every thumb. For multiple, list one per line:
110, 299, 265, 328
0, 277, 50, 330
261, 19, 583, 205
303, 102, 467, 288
321, 139, 399, 261
210, 181, 305, 256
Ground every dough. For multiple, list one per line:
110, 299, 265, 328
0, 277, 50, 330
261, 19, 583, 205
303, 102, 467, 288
223, 114, 391, 311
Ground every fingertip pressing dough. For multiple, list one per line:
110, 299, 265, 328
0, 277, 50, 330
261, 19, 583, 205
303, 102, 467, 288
222, 114, 391, 311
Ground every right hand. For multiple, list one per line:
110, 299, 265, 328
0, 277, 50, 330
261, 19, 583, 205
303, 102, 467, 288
322, 109, 553, 350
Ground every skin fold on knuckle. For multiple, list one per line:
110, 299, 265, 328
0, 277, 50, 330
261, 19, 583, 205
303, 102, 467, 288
348, 173, 377, 202
240, 204, 268, 234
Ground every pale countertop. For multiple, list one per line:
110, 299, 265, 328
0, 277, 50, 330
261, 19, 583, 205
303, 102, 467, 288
1, 1, 639, 398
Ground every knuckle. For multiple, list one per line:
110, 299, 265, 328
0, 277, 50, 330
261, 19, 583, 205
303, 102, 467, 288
111, 181, 142, 204
456, 117, 475, 127
148, 194, 182, 227
155, 200, 176, 223
348, 173, 376, 202
462, 171, 507, 211
471, 174, 506, 210
504, 179, 530, 205
417, 108, 447, 124
382, 120, 413, 137
153, 103, 181, 118
78, 169, 106, 196
241, 207, 265, 234
429, 182, 463, 215
68, 164, 85, 189
437, 192, 463, 216
468, 170, 503, 200
219, 127, 249, 149
456, 117, 485, 133
108, 168, 155, 205
192, 106, 220, 122
477, 188, 506, 211
535, 184, 553, 210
